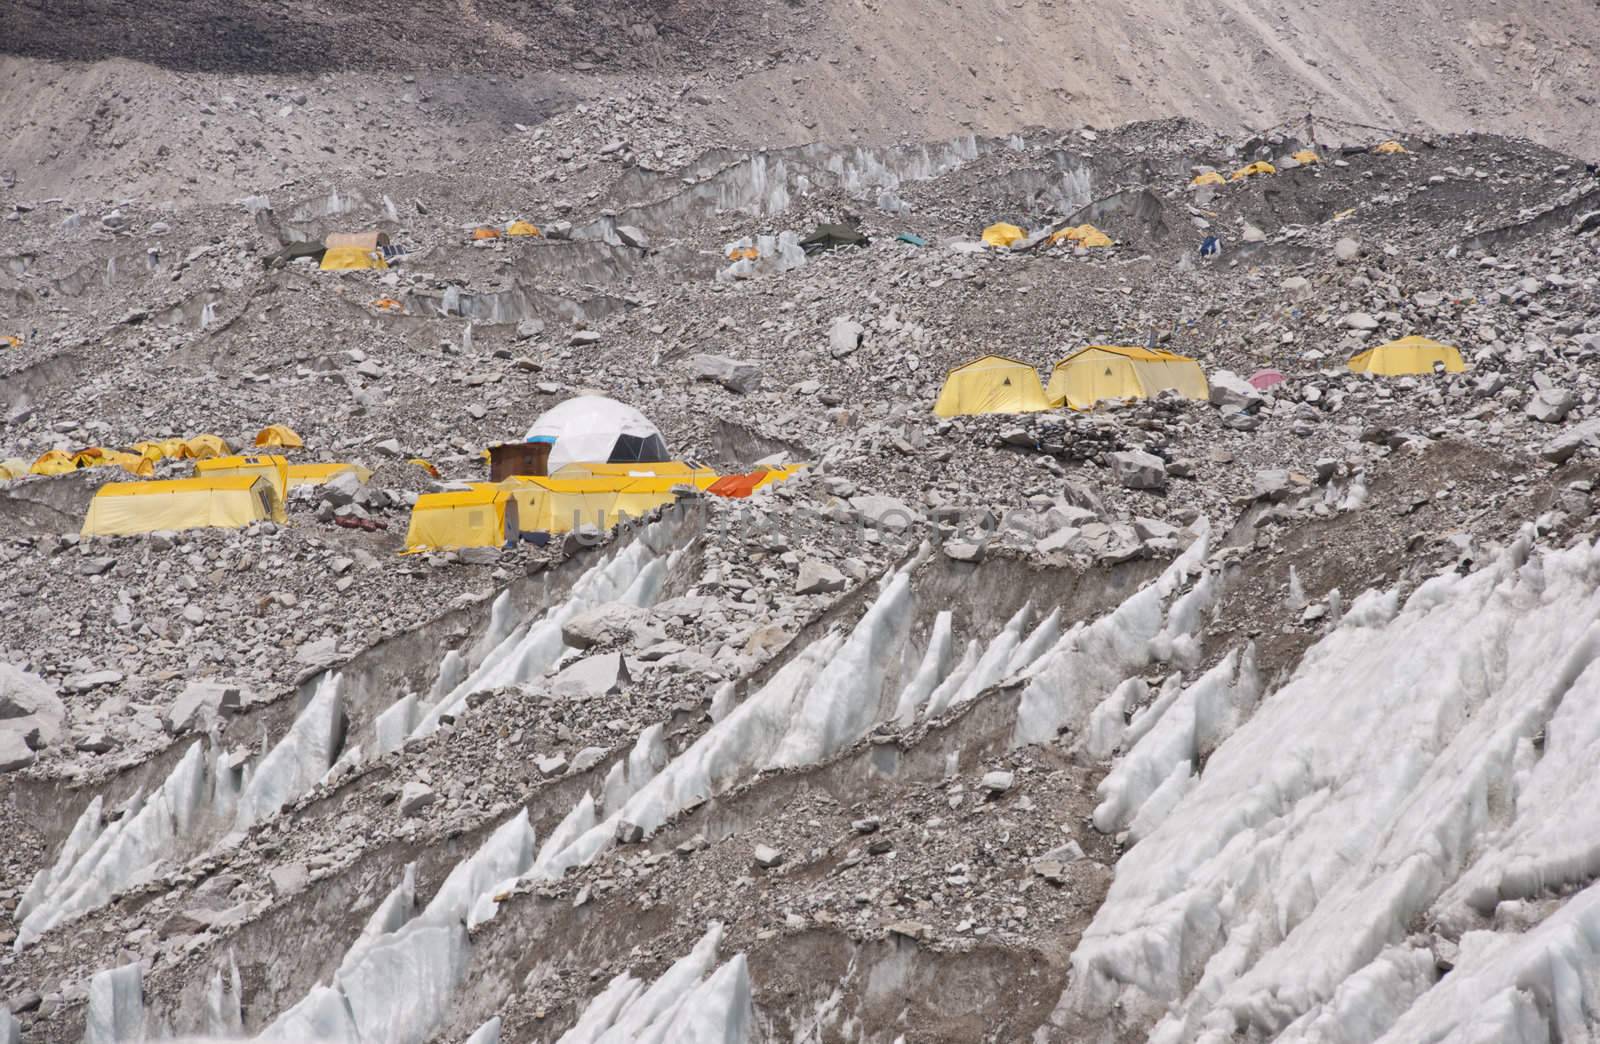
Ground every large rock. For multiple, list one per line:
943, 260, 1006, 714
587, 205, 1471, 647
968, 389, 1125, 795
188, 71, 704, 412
1208, 370, 1264, 410
850, 495, 917, 529
551, 652, 631, 699
1333, 237, 1361, 262
829, 317, 865, 358
1526, 388, 1577, 423
1108, 450, 1168, 490
795, 559, 848, 595
560, 603, 647, 649
1343, 312, 1379, 331
1541, 418, 1600, 463
687, 354, 762, 395
0, 731, 35, 772
1, 664, 66, 749
163, 682, 241, 735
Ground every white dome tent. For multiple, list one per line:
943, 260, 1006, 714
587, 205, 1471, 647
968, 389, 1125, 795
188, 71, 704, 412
524, 395, 670, 472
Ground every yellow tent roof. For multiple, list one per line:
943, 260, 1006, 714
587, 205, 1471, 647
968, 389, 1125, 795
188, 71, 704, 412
30, 449, 78, 475
472, 227, 502, 240
194, 455, 289, 520
320, 246, 388, 271
506, 221, 540, 237
552, 460, 717, 483
934, 355, 1053, 418
981, 222, 1026, 248
1374, 140, 1408, 155
287, 462, 372, 488
1190, 171, 1227, 187
133, 439, 187, 462
255, 424, 304, 448
404, 488, 513, 550
1291, 150, 1319, 164
1048, 223, 1113, 248
178, 435, 230, 460
4, 335, 21, 349
1047, 346, 1209, 410
1230, 161, 1277, 181
82, 475, 277, 538
496, 476, 680, 534
1347, 336, 1465, 375
70, 448, 150, 475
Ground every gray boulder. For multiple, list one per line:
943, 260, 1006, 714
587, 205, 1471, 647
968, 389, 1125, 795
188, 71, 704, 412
1526, 388, 1576, 424
1, 664, 66, 749
850, 495, 917, 529
0, 730, 35, 772
163, 682, 241, 735
795, 559, 848, 595
687, 354, 762, 395
1108, 450, 1168, 490
1209, 370, 1264, 410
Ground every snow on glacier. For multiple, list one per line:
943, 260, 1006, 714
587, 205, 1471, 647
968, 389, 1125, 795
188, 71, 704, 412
1061, 532, 1600, 1044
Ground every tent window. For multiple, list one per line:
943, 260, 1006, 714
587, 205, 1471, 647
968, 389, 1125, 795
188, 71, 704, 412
467, 510, 484, 526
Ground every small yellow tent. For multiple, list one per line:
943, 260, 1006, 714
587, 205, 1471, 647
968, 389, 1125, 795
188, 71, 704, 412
179, 435, 230, 460
1374, 140, 1408, 155
472, 227, 502, 241
287, 462, 372, 489
1, 458, 30, 480
30, 450, 77, 476
82, 476, 278, 538
320, 247, 388, 271
194, 455, 290, 519
1047, 346, 1210, 410
934, 355, 1053, 417
409, 458, 441, 478
981, 223, 1026, 248
1291, 150, 1320, 164
1347, 336, 1465, 375
506, 221, 540, 237
70, 448, 153, 477
726, 246, 759, 261
404, 488, 516, 551
1230, 161, 1277, 182
4, 335, 21, 349
1190, 171, 1227, 187
134, 439, 187, 462
1048, 224, 1114, 248
255, 424, 303, 449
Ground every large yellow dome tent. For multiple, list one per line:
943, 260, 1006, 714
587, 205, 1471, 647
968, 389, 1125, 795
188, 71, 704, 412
82, 476, 279, 538
1047, 346, 1209, 410
933, 355, 1052, 417
1347, 336, 1465, 375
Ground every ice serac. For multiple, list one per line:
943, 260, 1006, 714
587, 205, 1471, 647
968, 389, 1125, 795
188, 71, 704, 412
235, 671, 345, 829
1, 1008, 20, 1044
18, 742, 207, 948
412, 540, 674, 739
1058, 533, 1600, 1044
559, 924, 753, 1044
891, 610, 954, 728
1013, 522, 1214, 747
84, 963, 143, 1044
261, 811, 535, 1044
463, 1016, 502, 1044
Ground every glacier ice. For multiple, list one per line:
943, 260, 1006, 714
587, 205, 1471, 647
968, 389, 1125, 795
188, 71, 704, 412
1, 1008, 18, 1044
557, 924, 753, 1044
234, 672, 345, 830
1059, 533, 1600, 1043
410, 540, 674, 740
84, 963, 144, 1044
463, 1016, 501, 1044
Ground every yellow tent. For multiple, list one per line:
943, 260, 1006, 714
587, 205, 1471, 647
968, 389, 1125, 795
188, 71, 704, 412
409, 457, 441, 478
69, 449, 153, 477
933, 355, 1052, 417
726, 246, 759, 260
133, 439, 187, 462
498, 476, 680, 534
1291, 150, 1319, 164
320, 246, 388, 271
179, 435, 230, 460
472, 227, 502, 241
255, 424, 303, 449
1047, 346, 1210, 410
1190, 172, 1227, 187
30, 450, 78, 476
287, 462, 372, 489
194, 455, 290, 519
1, 458, 30, 480
1347, 336, 1465, 375
1047, 223, 1114, 248
1230, 161, 1277, 182
404, 488, 516, 550
82, 476, 278, 538
1374, 140, 1408, 155
981, 223, 1026, 248
4, 335, 20, 349
506, 221, 540, 237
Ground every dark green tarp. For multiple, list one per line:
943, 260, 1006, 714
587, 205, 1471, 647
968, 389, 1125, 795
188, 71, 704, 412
263, 241, 327, 268
800, 224, 870, 254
